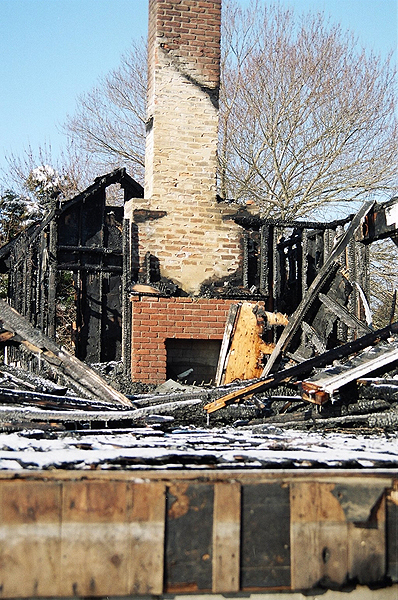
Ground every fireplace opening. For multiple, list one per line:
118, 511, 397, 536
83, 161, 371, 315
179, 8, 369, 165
165, 338, 222, 385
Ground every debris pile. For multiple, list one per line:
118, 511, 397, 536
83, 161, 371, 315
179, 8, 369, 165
0, 199, 397, 457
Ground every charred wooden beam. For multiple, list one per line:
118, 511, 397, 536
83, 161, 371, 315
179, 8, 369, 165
259, 225, 269, 296
204, 320, 398, 413
301, 321, 326, 354
57, 245, 123, 255
0, 300, 132, 407
56, 264, 123, 273
47, 219, 57, 339
0, 387, 125, 412
122, 218, 132, 377
232, 212, 352, 231
318, 292, 372, 336
300, 340, 398, 404
359, 197, 398, 243
261, 200, 374, 377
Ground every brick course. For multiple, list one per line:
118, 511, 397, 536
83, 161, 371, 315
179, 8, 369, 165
131, 296, 236, 383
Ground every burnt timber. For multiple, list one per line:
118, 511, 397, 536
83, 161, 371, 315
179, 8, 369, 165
0, 185, 397, 598
0, 168, 143, 368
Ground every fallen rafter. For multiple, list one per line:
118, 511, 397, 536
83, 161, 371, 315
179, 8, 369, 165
0, 300, 132, 407
204, 321, 398, 413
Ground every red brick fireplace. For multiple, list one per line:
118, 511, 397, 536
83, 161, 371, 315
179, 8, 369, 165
131, 297, 236, 384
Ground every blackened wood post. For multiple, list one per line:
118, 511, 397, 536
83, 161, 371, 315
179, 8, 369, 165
39, 230, 47, 332
347, 236, 357, 341
25, 245, 33, 323
259, 225, 269, 296
47, 220, 58, 339
122, 218, 132, 377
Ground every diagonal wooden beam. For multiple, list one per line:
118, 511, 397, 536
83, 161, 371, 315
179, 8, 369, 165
0, 299, 132, 407
204, 320, 398, 413
261, 200, 374, 378
318, 293, 372, 336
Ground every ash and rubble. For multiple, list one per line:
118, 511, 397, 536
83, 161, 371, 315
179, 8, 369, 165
0, 352, 397, 471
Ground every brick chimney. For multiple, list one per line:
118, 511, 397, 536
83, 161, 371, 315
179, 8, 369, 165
126, 0, 241, 295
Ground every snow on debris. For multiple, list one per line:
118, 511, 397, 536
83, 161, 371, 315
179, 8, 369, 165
0, 427, 395, 470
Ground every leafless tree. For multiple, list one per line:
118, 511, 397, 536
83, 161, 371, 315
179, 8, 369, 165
1, 141, 93, 211
219, 1, 398, 218
63, 39, 146, 184
61, 4, 397, 218
368, 238, 398, 327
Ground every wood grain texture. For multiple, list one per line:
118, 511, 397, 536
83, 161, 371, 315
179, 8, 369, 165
128, 482, 166, 595
212, 482, 241, 592
0, 480, 62, 597
290, 482, 348, 590
223, 303, 269, 383
60, 480, 132, 597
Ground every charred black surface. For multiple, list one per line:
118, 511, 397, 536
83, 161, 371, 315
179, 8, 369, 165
0, 169, 142, 368
241, 482, 291, 589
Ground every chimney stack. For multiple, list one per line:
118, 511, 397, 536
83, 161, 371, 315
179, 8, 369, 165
126, 0, 241, 295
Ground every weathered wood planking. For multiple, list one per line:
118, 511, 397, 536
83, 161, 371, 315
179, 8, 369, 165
241, 482, 291, 589
212, 482, 241, 592
290, 482, 387, 590
0, 471, 395, 597
0, 479, 165, 598
0, 480, 62, 597
165, 483, 213, 592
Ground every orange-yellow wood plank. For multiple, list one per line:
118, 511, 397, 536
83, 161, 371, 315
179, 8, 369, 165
128, 482, 166, 595
212, 482, 241, 592
0, 480, 62, 597
290, 482, 348, 590
223, 302, 268, 383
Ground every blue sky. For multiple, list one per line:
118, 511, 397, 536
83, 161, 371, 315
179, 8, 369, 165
0, 0, 396, 179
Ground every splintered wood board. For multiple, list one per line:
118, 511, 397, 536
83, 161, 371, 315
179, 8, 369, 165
223, 303, 266, 384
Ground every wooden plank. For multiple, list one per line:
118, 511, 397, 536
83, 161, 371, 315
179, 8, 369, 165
212, 482, 241, 592
0, 480, 62, 597
291, 481, 389, 590
215, 303, 239, 386
128, 482, 166, 595
387, 482, 398, 582
301, 340, 398, 402
223, 302, 269, 384
241, 483, 290, 589
290, 482, 348, 590
60, 480, 131, 597
318, 292, 372, 335
165, 483, 213, 592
